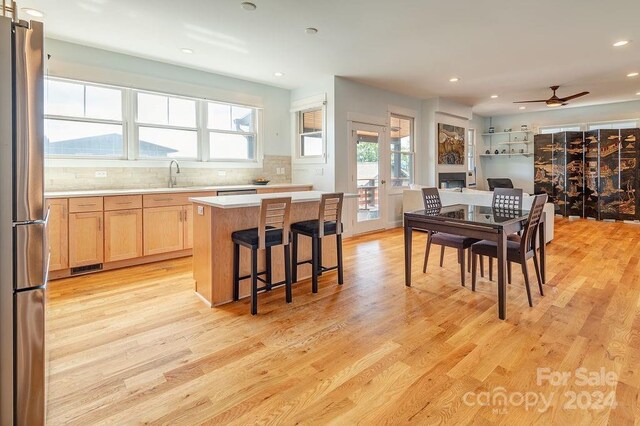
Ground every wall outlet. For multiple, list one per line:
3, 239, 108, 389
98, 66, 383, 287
197, 206, 204, 215
277, 167, 285, 175
217, 170, 227, 176
94, 171, 107, 178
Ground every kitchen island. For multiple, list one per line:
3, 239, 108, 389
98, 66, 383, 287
190, 191, 353, 306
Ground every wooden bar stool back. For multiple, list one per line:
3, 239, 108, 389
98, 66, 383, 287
232, 197, 292, 315
291, 193, 344, 293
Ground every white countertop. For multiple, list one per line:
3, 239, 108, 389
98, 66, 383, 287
190, 191, 357, 209
44, 183, 312, 198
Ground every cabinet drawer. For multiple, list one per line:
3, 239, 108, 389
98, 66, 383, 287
69, 197, 103, 213
143, 192, 214, 207
104, 195, 142, 211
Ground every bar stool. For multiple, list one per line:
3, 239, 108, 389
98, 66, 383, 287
291, 193, 344, 293
232, 197, 292, 315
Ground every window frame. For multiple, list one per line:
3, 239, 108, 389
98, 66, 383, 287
291, 93, 327, 165
388, 112, 415, 190
206, 101, 260, 163
44, 78, 127, 160
44, 76, 264, 168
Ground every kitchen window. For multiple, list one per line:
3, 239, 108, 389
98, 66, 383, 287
44, 77, 263, 165
135, 92, 199, 159
389, 113, 414, 187
298, 108, 324, 158
207, 102, 257, 161
44, 79, 125, 158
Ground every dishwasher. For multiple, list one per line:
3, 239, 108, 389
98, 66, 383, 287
216, 189, 258, 196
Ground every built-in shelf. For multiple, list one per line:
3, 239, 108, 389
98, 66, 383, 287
498, 141, 533, 145
479, 153, 533, 158
481, 130, 533, 136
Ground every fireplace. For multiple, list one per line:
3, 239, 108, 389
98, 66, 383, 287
438, 172, 467, 189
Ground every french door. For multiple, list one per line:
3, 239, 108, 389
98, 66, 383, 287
350, 122, 387, 234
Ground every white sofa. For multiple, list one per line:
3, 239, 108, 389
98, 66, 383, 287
402, 188, 555, 243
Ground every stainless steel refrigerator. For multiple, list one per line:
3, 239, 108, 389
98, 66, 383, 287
0, 15, 48, 426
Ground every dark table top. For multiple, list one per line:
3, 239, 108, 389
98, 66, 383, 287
404, 204, 531, 228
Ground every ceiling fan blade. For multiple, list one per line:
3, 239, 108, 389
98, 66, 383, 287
559, 91, 590, 102
513, 100, 548, 103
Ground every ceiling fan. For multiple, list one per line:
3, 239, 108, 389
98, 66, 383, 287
514, 85, 590, 108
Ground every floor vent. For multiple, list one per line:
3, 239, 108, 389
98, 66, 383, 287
70, 264, 103, 275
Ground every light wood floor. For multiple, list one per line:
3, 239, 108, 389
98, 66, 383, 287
45, 218, 640, 425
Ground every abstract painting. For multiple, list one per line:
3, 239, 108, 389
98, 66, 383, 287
438, 123, 465, 165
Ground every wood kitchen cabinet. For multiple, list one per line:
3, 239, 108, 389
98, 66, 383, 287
45, 198, 69, 271
105, 209, 143, 262
143, 206, 185, 255
183, 205, 194, 250
69, 211, 104, 268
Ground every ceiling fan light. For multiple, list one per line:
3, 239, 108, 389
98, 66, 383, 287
547, 102, 562, 107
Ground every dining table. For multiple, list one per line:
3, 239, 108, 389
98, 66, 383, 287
403, 204, 546, 320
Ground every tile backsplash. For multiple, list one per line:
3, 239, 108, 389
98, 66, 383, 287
45, 155, 292, 191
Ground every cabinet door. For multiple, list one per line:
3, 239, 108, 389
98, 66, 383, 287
45, 199, 69, 271
105, 209, 143, 262
183, 205, 193, 250
143, 206, 184, 256
69, 212, 104, 267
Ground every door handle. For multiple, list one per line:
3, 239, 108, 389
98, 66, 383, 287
381, 180, 386, 185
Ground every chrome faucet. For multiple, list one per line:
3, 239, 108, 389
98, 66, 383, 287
168, 160, 180, 188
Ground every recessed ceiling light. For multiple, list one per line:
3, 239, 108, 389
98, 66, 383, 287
240, 2, 257, 11
305, 27, 318, 35
636, 92, 640, 95
627, 72, 639, 77
490, 94, 499, 99
180, 48, 194, 54
519, 106, 526, 110
274, 72, 284, 77
449, 77, 459, 82
22, 8, 44, 17
613, 40, 629, 47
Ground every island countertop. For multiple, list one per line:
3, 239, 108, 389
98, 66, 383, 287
190, 190, 357, 209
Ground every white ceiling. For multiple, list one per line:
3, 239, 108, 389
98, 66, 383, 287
21, 0, 640, 116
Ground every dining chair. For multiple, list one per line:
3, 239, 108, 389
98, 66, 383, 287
291, 192, 344, 293
232, 197, 292, 315
484, 188, 524, 281
487, 178, 515, 191
470, 194, 547, 307
421, 188, 479, 286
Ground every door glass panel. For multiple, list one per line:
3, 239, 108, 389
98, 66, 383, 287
356, 130, 380, 222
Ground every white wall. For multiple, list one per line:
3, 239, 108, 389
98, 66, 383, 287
290, 76, 336, 192
45, 39, 292, 157
481, 100, 640, 193
334, 77, 423, 228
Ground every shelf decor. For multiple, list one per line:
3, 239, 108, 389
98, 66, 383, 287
438, 123, 465, 165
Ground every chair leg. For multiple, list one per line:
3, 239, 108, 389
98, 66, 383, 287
472, 252, 477, 291
251, 248, 258, 315
459, 249, 465, 287
423, 232, 433, 273
317, 237, 323, 276
233, 243, 240, 302
521, 260, 533, 307
533, 253, 544, 296
489, 258, 493, 281
336, 234, 344, 285
507, 261, 512, 285
439, 245, 445, 267
292, 232, 298, 283
284, 244, 292, 303
467, 249, 471, 273
479, 255, 485, 277
311, 235, 319, 293
266, 246, 272, 291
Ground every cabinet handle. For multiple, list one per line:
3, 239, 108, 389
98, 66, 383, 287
154, 198, 173, 201
98, 217, 102, 231
116, 201, 132, 205
183, 209, 187, 222
78, 203, 97, 207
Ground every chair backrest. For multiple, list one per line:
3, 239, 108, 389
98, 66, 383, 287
492, 188, 523, 210
421, 187, 442, 210
258, 197, 291, 250
520, 194, 547, 254
487, 178, 514, 191
318, 193, 344, 237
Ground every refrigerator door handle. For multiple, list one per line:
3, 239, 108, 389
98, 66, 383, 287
14, 206, 50, 291
13, 206, 50, 227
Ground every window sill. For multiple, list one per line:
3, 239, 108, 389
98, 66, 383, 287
45, 158, 264, 169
